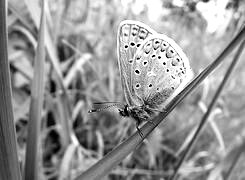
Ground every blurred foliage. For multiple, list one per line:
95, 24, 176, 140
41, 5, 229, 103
7, 0, 245, 179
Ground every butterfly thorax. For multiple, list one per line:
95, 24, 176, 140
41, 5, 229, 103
119, 104, 156, 124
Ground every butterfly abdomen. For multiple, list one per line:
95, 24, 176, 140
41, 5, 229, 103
145, 87, 173, 108
127, 105, 155, 123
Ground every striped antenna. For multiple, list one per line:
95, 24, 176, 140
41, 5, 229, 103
88, 102, 124, 113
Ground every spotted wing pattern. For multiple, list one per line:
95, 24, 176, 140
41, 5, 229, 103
131, 35, 193, 109
117, 20, 157, 106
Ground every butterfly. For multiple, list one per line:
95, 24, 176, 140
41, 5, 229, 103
90, 20, 193, 137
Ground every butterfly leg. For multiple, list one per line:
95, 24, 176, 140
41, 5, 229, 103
136, 121, 144, 138
147, 119, 156, 126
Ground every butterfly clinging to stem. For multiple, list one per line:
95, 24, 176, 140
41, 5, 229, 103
89, 20, 193, 138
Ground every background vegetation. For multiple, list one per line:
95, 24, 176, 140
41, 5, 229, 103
5, 0, 245, 179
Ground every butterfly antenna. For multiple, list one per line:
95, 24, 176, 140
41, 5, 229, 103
88, 103, 124, 113
93, 102, 122, 105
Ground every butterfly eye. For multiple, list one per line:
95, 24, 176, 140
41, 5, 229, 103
160, 41, 169, 52
166, 47, 176, 58
148, 84, 153, 88
163, 62, 166, 66
124, 44, 129, 49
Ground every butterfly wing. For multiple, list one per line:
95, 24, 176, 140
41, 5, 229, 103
117, 20, 157, 106
131, 34, 193, 109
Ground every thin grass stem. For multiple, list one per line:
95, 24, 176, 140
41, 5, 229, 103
0, 0, 22, 179
170, 39, 245, 180
224, 139, 245, 180
24, 1, 45, 179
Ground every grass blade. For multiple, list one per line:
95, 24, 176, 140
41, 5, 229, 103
75, 21, 245, 180
170, 39, 245, 180
24, 1, 46, 180
224, 142, 244, 180
24, 0, 75, 146
0, 0, 22, 179
207, 136, 245, 180
24, 0, 63, 79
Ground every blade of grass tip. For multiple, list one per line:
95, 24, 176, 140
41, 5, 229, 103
23, 0, 40, 28
0, 1, 22, 179
25, 0, 72, 152
24, 0, 65, 81
170, 40, 245, 180
24, 1, 45, 180
22, 0, 83, 121
74, 26, 245, 180
25, 0, 74, 146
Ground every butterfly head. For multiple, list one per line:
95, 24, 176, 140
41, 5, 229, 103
118, 103, 159, 138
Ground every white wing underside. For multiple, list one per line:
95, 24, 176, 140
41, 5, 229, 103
117, 20, 193, 109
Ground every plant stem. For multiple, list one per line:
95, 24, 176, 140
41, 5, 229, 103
0, 0, 22, 179
170, 40, 245, 180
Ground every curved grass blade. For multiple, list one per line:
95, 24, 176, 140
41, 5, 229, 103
24, 1, 46, 179
170, 39, 245, 180
74, 25, 245, 180
0, 0, 22, 179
